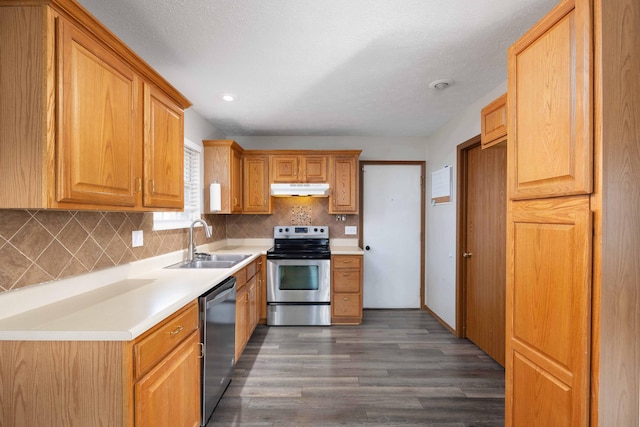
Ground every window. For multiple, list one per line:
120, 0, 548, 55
153, 139, 203, 230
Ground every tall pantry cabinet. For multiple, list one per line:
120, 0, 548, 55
506, 0, 640, 426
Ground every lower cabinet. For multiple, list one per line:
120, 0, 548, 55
235, 257, 263, 361
134, 331, 200, 427
257, 255, 267, 324
0, 300, 201, 427
331, 255, 363, 324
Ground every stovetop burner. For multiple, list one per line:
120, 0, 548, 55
267, 225, 330, 260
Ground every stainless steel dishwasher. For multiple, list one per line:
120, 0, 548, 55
199, 276, 236, 426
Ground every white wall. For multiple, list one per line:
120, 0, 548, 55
230, 136, 428, 160
424, 81, 507, 330
184, 108, 226, 144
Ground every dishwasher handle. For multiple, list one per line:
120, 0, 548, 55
202, 276, 236, 309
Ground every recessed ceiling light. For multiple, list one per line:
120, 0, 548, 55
221, 94, 237, 102
428, 79, 454, 90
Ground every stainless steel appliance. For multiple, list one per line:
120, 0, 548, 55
199, 276, 236, 426
266, 226, 331, 326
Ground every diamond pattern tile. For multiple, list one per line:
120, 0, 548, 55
0, 202, 360, 292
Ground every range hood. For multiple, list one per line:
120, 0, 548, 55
270, 183, 330, 197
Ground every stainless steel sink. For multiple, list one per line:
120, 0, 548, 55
165, 254, 251, 269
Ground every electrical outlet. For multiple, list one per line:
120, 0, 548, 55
132, 230, 144, 247
345, 226, 357, 235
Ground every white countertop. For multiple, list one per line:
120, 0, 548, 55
0, 238, 363, 342
0, 241, 271, 341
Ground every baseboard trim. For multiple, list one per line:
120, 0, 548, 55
423, 305, 458, 337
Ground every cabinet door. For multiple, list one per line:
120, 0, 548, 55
506, 196, 591, 427
57, 18, 140, 207
231, 147, 243, 213
243, 155, 271, 213
235, 287, 248, 361
481, 93, 507, 149
135, 330, 200, 427
247, 277, 257, 336
301, 156, 328, 182
508, 0, 592, 199
143, 83, 184, 209
330, 155, 358, 214
271, 155, 299, 182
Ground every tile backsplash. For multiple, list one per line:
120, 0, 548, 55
0, 197, 357, 293
224, 197, 358, 239
0, 210, 225, 293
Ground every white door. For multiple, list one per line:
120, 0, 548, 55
362, 164, 422, 308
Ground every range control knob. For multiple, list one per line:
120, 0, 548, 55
320, 228, 325, 233
278, 228, 283, 232
285, 228, 289, 232
314, 228, 318, 232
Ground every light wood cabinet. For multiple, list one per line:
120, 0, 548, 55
0, 3, 189, 211
234, 259, 262, 361
134, 331, 200, 427
331, 255, 363, 324
506, 196, 592, 427
257, 256, 267, 324
142, 84, 184, 209
508, 0, 592, 200
506, 1, 593, 425
271, 155, 328, 183
203, 140, 244, 214
243, 154, 271, 214
480, 93, 507, 149
0, 300, 201, 427
329, 155, 359, 214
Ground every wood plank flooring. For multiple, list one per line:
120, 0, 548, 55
207, 309, 505, 426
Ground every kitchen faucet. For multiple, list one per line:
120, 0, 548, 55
188, 218, 212, 262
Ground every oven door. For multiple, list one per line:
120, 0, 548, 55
267, 258, 330, 303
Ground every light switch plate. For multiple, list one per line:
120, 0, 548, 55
345, 226, 357, 235
132, 230, 144, 247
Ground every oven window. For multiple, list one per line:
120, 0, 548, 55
279, 265, 319, 291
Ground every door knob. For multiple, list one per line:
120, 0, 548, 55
462, 252, 472, 258
365, 246, 371, 251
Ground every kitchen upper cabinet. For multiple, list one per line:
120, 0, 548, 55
203, 140, 244, 214
243, 154, 271, 214
271, 155, 328, 183
329, 154, 359, 214
481, 93, 507, 149
142, 84, 184, 209
57, 17, 140, 207
508, 0, 592, 200
0, 3, 190, 211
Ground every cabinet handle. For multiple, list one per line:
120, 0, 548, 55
198, 342, 204, 358
148, 180, 155, 194
343, 297, 350, 301
342, 260, 352, 264
343, 273, 350, 277
169, 325, 184, 336
135, 177, 142, 193
462, 252, 473, 258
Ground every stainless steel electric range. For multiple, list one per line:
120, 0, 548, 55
266, 225, 331, 326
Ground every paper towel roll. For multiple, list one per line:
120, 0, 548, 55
209, 182, 221, 212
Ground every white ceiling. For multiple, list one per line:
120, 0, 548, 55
77, 0, 557, 138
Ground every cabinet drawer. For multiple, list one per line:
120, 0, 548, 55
235, 266, 247, 290
134, 301, 199, 378
245, 259, 257, 280
333, 270, 361, 293
332, 255, 362, 269
333, 294, 361, 317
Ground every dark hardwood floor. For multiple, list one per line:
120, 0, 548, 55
207, 309, 505, 426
